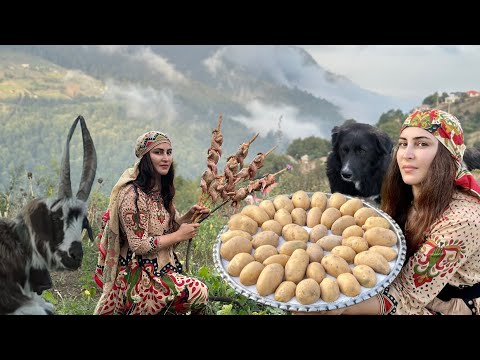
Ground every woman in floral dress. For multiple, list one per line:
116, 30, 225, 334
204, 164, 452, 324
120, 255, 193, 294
323, 109, 480, 315
94, 131, 209, 315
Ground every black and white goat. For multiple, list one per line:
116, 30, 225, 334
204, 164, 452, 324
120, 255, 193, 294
0, 116, 97, 315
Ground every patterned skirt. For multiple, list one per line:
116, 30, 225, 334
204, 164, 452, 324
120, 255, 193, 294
94, 251, 209, 315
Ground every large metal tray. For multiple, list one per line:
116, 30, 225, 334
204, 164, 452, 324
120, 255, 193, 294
213, 193, 406, 312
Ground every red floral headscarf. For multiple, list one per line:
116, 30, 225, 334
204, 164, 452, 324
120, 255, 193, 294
401, 109, 480, 199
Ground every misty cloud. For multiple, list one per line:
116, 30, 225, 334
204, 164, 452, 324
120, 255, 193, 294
231, 99, 325, 140
203, 47, 228, 76
104, 80, 178, 122
205, 45, 399, 123
93, 45, 129, 54
131, 47, 188, 85
93, 45, 189, 85
299, 45, 480, 105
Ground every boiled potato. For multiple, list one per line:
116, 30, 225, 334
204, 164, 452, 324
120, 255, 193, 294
354, 207, 380, 226
241, 204, 270, 226
352, 264, 377, 288
340, 198, 364, 216
330, 245, 356, 263
239, 261, 265, 286
311, 192, 328, 211
291, 208, 307, 226
256, 263, 284, 296
321, 254, 352, 277
342, 225, 364, 239
285, 248, 309, 284
275, 281, 297, 302
263, 254, 290, 267
362, 216, 391, 231
317, 235, 342, 251
292, 190, 310, 210
261, 219, 282, 236
320, 278, 340, 302
279, 240, 307, 256
306, 207, 323, 228
220, 236, 252, 261
328, 192, 347, 209
306, 243, 324, 263
364, 227, 397, 247
342, 236, 369, 253
274, 208, 293, 227
252, 231, 279, 249
337, 273, 361, 297
306, 262, 326, 284
295, 278, 321, 305
331, 215, 356, 236
227, 253, 255, 277
368, 245, 398, 261
259, 199, 276, 219
309, 224, 328, 243
254, 244, 278, 263
354, 251, 391, 275
320, 207, 342, 229
221, 230, 252, 243
228, 213, 258, 235
273, 195, 294, 212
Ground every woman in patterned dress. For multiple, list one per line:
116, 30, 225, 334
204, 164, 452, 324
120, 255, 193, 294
323, 109, 480, 315
94, 131, 209, 315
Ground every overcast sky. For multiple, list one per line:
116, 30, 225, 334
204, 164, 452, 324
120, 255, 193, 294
298, 45, 480, 105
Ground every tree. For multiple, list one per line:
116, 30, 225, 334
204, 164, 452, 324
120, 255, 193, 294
422, 92, 439, 106
376, 109, 407, 140
286, 136, 331, 161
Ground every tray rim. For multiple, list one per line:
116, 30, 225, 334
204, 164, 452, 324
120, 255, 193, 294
212, 192, 407, 312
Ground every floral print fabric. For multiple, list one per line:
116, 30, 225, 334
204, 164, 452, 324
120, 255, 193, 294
377, 191, 480, 315
94, 184, 208, 315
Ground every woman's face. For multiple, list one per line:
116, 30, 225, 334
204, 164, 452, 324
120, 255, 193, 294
397, 127, 439, 187
149, 142, 173, 176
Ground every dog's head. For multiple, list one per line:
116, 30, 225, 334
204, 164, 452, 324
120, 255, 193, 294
331, 122, 393, 192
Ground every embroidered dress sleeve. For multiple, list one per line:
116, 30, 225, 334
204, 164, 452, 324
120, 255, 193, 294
377, 205, 479, 315
118, 186, 161, 255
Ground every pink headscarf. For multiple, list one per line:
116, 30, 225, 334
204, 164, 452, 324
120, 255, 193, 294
401, 109, 480, 199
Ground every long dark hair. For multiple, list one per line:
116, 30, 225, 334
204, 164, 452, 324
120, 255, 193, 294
381, 144, 462, 258
132, 153, 179, 232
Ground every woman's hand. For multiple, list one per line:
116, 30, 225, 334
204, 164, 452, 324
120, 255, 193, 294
187, 204, 210, 222
176, 223, 201, 242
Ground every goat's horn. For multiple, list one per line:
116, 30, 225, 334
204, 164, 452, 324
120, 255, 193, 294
58, 117, 80, 198
76, 116, 97, 201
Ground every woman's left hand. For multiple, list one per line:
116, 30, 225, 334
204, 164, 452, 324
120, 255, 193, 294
189, 204, 210, 222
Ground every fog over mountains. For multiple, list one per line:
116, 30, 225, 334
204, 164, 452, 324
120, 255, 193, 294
5, 45, 409, 138
0, 45, 413, 190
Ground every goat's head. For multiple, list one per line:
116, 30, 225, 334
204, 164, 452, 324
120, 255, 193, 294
25, 116, 97, 271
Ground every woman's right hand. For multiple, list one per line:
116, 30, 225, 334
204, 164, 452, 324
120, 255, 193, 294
176, 223, 201, 242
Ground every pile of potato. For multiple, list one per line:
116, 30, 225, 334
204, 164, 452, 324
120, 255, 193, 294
219, 191, 399, 306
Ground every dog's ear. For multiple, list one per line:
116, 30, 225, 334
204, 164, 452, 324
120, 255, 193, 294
331, 126, 341, 150
375, 132, 394, 155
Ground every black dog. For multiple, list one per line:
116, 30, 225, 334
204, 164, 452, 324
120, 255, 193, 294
326, 121, 480, 203
326, 122, 394, 202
